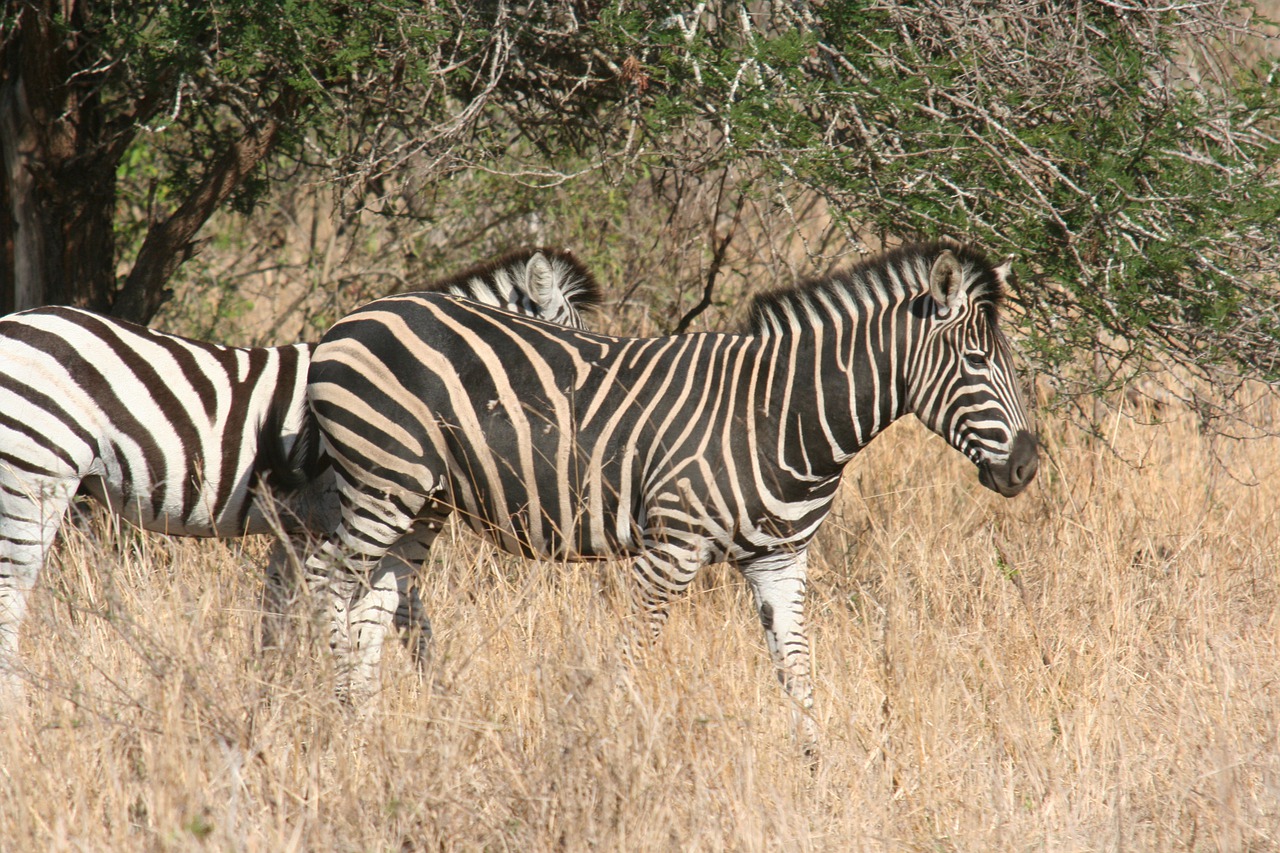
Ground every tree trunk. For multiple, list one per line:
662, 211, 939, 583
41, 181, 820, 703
0, 69, 44, 313
0, 1, 118, 316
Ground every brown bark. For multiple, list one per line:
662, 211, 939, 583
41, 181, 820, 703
112, 100, 289, 323
2, 1, 276, 323
0, 64, 43, 312
0, 1, 117, 314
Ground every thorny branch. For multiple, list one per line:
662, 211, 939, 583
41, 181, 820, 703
37, 0, 1278, 439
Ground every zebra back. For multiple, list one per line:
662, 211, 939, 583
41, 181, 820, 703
258, 248, 602, 490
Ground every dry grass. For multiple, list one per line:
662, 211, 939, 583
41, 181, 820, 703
2, 399, 1279, 851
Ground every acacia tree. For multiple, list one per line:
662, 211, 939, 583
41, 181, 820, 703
3, 0, 1280, 430
0, 0, 657, 320
1, 0, 464, 318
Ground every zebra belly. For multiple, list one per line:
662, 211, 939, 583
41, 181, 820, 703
440, 428, 641, 561
79, 470, 333, 539
81, 474, 244, 537
447, 477, 827, 567
446, 471, 636, 561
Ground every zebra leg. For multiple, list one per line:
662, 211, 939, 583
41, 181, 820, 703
257, 468, 344, 654
303, 538, 377, 703
384, 502, 452, 671
258, 532, 311, 653
0, 477, 75, 703
359, 547, 433, 677
740, 548, 817, 760
374, 548, 429, 667
345, 562, 401, 700
623, 546, 703, 656
261, 522, 441, 669
302, 483, 428, 704
264, 535, 432, 676
394, 580, 432, 668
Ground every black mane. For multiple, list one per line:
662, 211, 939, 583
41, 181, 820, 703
746, 241, 1007, 333
423, 247, 603, 312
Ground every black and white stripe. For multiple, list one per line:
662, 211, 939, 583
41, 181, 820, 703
290, 241, 1038, 752
0, 249, 600, 697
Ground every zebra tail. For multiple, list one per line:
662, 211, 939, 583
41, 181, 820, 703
256, 395, 326, 493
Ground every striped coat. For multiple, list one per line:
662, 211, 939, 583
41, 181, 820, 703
290, 242, 1038, 754
0, 249, 600, 697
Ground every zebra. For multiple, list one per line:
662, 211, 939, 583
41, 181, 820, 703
283, 240, 1038, 752
0, 248, 600, 699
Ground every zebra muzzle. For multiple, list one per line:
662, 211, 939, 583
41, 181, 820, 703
977, 430, 1039, 497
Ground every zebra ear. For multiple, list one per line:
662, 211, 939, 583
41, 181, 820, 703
524, 252, 556, 307
928, 250, 965, 317
993, 256, 1015, 287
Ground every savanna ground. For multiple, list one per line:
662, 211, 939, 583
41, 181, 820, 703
3, 363, 1278, 851
3, 181, 1280, 850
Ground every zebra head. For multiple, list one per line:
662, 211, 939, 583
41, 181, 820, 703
483, 249, 601, 331
434, 248, 603, 332
907, 247, 1038, 497
519, 251, 597, 330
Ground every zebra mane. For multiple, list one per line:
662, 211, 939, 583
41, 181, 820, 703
422, 247, 603, 313
745, 241, 1007, 334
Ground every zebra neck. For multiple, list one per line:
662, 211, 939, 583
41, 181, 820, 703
756, 300, 911, 478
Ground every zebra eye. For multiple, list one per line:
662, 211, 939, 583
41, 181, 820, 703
964, 350, 989, 371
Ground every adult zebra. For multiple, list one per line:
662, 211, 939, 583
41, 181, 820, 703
0, 249, 600, 699
287, 241, 1037, 752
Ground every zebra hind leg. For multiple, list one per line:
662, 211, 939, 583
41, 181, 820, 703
385, 508, 451, 671
258, 498, 443, 668
303, 486, 429, 705
394, 583, 432, 669
370, 550, 431, 673
346, 563, 401, 702
741, 548, 818, 765
303, 538, 378, 705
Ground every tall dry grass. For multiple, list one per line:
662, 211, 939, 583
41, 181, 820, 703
1, 392, 1277, 851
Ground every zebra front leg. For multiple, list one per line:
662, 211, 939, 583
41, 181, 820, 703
741, 548, 817, 762
257, 463, 354, 656
259, 533, 309, 653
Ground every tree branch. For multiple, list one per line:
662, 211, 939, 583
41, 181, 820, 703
673, 185, 743, 335
112, 92, 294, 323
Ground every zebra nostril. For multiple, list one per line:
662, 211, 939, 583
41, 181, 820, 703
1008, 431, 1039, 485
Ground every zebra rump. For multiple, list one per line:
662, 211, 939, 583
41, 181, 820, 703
0, 248, 600, 699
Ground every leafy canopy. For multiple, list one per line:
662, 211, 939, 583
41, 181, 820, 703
23, 0, 1280, 428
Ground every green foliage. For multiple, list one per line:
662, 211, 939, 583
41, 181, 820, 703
26, 0, 1280, 426
572, 1, 1280, 422
97, 0, 452, 211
